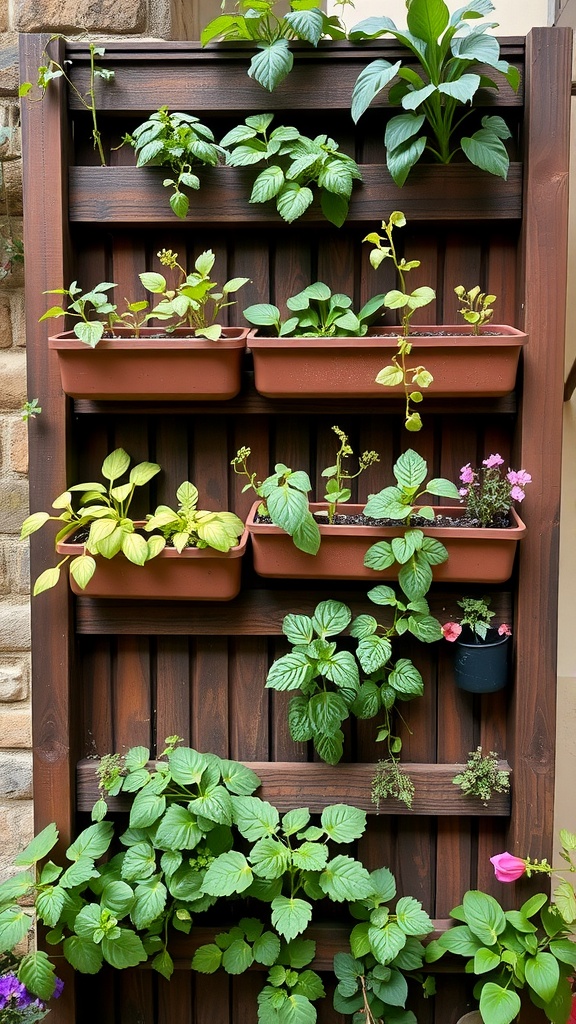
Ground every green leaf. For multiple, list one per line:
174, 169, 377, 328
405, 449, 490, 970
17, 950, 57, 1000
102, 880, 135, 917
462, 890, 506, 945
287, 696, 314, 743
251, 165, 285, 203
266, 651, 313, 692
277, 183, 314, 223
474, 946, 501, 974
233, 796, 280, 840
389, 659, 424, 697
14, 823, 59, 866
102, 448, 130, 482
33, 567, 62, 596
168, 746, 208, 786
369, 921, 407, 965
351, 58, 401, 122
121, 841, 156, 881
220, 760, 261, 796
292, 513, 321, 555
525, 951, 560, 1002
319, 855, 373, 901
314, 729, 344, 765
322, 804, 367, 843
192, 943, 223, 973
271, 896, 313, 941
131, 876, 168, 930
387, 134, 427, 187
267, 485, 309, 535
250, 837, 291, 879
59, 857, 99, 889
249, 39, 293, 92
152, 949, 174, 980
461, 126, 510, 180
320, 190, 349, 228
283, 614, 314, 646
291, 842, 328, 872
552, 881, 576, 924
102, 929, 148, 969
312, 600, 351, 637
129, 789, 166, 829
253, 930, 281, 966
395, 896, 433, 936
169, 191, 189, 219
283, 6, 324, 44
67, 821, 113, 862
308, 691, 348, 736
479, 982, 521, 1024
202, 851, 253, 895
222, 938, 254, 974
75, 320, 105, 348
0, 907, 33, 952
62, 934, 104, 974
437, 924, 482, 956
356, 635, 392, 675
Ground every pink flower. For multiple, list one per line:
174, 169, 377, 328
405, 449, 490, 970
483, 454, 505, 468
442, 622, 462, 642
460, 464, 474, 484
459, 487, 468, 497
498, 623, 512, 637
510, 485, 525, 502
490, 852, 527, 882
507, 469, 532, 486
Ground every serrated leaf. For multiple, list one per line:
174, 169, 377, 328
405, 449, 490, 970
271, 896, 312, 941
14, 823, 59, 866
249, 39, 293, 92
322, 804, 367, 843
319, 856, 373, 902
202, 851, 253, 896
62, 934, 104, 973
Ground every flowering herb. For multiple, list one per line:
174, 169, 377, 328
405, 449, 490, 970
441, 596, 512, 645
0, 971, 63, 1022
458, 453, 532, 527
319, 426, 380, 524
452, 747, 510, 805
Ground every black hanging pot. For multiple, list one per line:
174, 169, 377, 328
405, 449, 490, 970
453, 627, 511, 693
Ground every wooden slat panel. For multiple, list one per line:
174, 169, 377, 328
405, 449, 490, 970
76, 759, 511, 815
69, 164, 523, 223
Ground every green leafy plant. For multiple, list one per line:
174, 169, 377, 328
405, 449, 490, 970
426, 866, 576, 1024
201, 0, 349, 92
350, 0, 520, 186
319, 426, 380, 524
243, 281, 387, 338
231, 446, 321, 555
19, 38, 114, 166
19, 448, 163, 595
124, 108, 225, 219
453, 596, 495, 640
455, 284, 496, 335
20, 398, 41, 422
364, 212, 436, 432
220, 113, 362, 226
145, 482, 244, 553
265, 593, 441, 792
452, 747, 510, 805
40, 280, 118, 348
141, 248, 249, 340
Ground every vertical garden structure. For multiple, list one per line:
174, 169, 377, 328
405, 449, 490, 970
20, 27, 572, 1023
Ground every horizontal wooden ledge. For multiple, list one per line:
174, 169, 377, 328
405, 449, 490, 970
74, 589, 512, 635
155, 920, 455, 971
68, 164, 523, 224
73, 392, 517, 416
77, 760, 511, 816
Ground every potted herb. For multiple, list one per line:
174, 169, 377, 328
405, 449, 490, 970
442, 596, 513, 693
20, 449, 248, 601
235, 427, 385, 572
364, 451, 527, 585
44, 249, 249, 400
364, 212, 528, 430
220, 113, 362, 226
349, 0, 520, 186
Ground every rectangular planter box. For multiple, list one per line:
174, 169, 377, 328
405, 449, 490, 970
246, 503, 526, 582
248, 325, 528, 399
56, 527, 249, 601
48, 327, 248, 400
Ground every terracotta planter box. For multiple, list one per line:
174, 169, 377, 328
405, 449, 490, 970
248, 325, 527, 399
246, 502, 526, 582
48, 327, 249, 400
56, 526, 249, 601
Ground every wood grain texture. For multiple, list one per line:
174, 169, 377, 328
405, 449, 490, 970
76, 759, 511, 815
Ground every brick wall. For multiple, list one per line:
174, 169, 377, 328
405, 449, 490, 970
0, 0, 208, 878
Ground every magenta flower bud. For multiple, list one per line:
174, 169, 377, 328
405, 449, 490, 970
498, 623, 512, 636
459, 464, 474, 484
482, 454, 504, 468
490, 851, 527, 882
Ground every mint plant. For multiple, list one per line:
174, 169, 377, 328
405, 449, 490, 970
201, 0, 349, 92
221, 114, 362, 226
125, 108, 225, 219
20, 38, 114, 166
20, 448, 163, 595
141, 248, 249, 340
363, 449, 460, 598
244, 282, 387, 338
145, 482, 244, 553
455, 284, 496, 335
350, 0, 520, 186
231, 446, 321, 555
364, 211, 435, 431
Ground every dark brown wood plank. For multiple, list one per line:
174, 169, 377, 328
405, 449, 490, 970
69, 164, 523, 223
511, 26, 572, 863
76, 759, 511, 815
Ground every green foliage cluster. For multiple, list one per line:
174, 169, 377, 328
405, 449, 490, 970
350, 0, 519, 185
452, 747, 510, 805
0, 740, 434, 1024
145, 482, 244, 554
455, 284, 496, 334
221, 113, 362, 226
244, 282, 387, 338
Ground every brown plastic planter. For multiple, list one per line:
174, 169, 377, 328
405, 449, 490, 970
48, 326, 248, 400
248, 325, 527, 399
56, 526, 249, 600
246, 502, 526, 582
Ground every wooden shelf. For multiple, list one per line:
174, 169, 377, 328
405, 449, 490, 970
76, 759, 511, 816
68, 164, 523, 224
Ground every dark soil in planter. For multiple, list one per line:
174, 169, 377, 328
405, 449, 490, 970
254, 511, 513, 529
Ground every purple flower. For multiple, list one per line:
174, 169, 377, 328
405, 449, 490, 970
507, 469, 532, 486
459, 487, 468, 497
53, 977, 64, 999
482, 453, 504, 468
459, 463, 474, 484
0, 973, 27, 1009
510, 485, 525, 502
